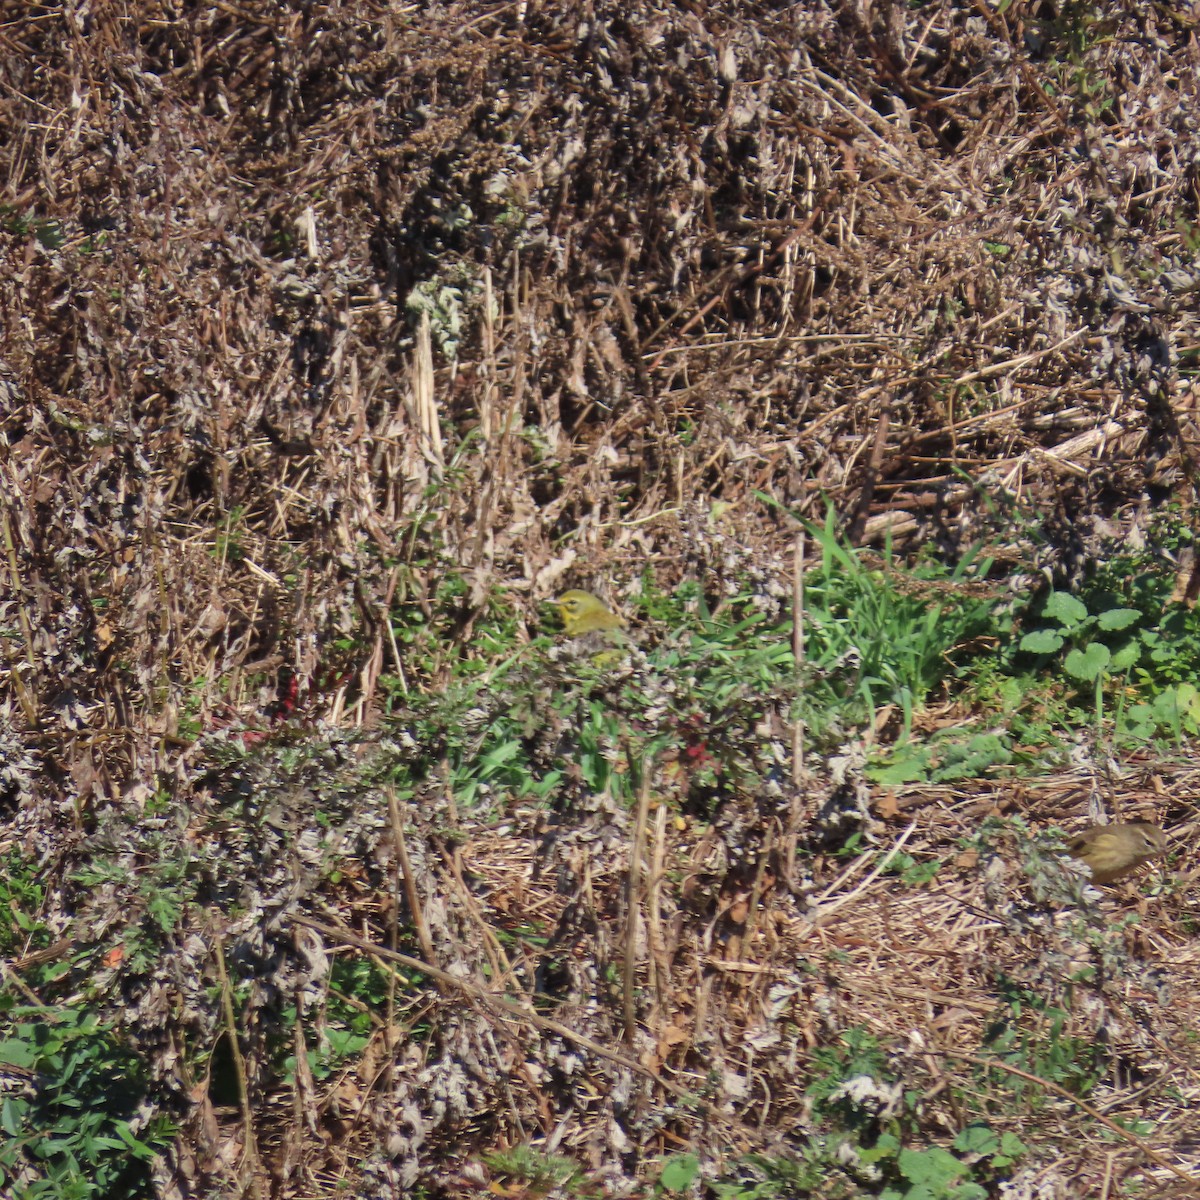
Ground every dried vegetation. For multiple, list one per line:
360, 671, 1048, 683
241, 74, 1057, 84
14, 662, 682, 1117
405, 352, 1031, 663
2, 1, 1200, 1197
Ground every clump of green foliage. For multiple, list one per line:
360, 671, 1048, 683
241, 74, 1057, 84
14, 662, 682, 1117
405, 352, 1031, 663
0, 1005, 174, 1200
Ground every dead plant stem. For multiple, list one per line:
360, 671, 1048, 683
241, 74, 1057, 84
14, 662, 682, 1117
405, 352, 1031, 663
388, 788, 438, 975
943, 1050, 1200, 1193
213, 933, 262, 1200
294, 913, 782, 1150
624, 762, 652, 1046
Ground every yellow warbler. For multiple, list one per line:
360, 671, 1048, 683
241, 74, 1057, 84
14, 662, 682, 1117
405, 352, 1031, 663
1066, 821, 1167, 885
551, 590, 626, 636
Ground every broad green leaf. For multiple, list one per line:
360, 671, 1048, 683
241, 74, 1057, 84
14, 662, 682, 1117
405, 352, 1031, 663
660, 1153, 700, 1192
1043, 591, 1088, 626
1020, 630, 1063, 654
899, 1146, 967, 1184
1064, 643, 1110, 681
952, 1124, 997, 1155
1109, 641, 1141, 671
1097, 607, 1139, 631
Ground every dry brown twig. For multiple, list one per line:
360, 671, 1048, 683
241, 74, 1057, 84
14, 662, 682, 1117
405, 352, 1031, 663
387, 787, 438, 975
292, 912, 786, 1150
624, 760, 653, 1046
213, 933, 264, 1200
941, 1050, 1200, 1195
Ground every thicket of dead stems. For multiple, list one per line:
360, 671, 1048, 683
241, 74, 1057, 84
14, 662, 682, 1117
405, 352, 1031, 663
2, 2, 1200, 1196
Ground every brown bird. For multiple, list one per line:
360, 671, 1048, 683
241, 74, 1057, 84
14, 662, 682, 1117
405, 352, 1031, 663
1066, 821, 1167, 885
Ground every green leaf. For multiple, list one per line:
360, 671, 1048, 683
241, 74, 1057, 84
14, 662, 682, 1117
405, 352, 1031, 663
901, 858, 942, 885
996, 1131, 1027, 1165
480, 739, 521, 770
1, 1096, 28, 1136
1109, 641, 1141, 671
1121, 703, 1157, 741
1020, 630, 1063, 654
1043, 591, 1088, 626
1097, 607, 1139, 631
899, 1146, 966, 1185
860, 1132, 902, 1165
1064, 643, 1110, 681
953, 1123, 997, 1155
0, 1039, 38, 1069
660, 1153, 700, 1192
867, 746, 932, 784
930, 733, 1012, 782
